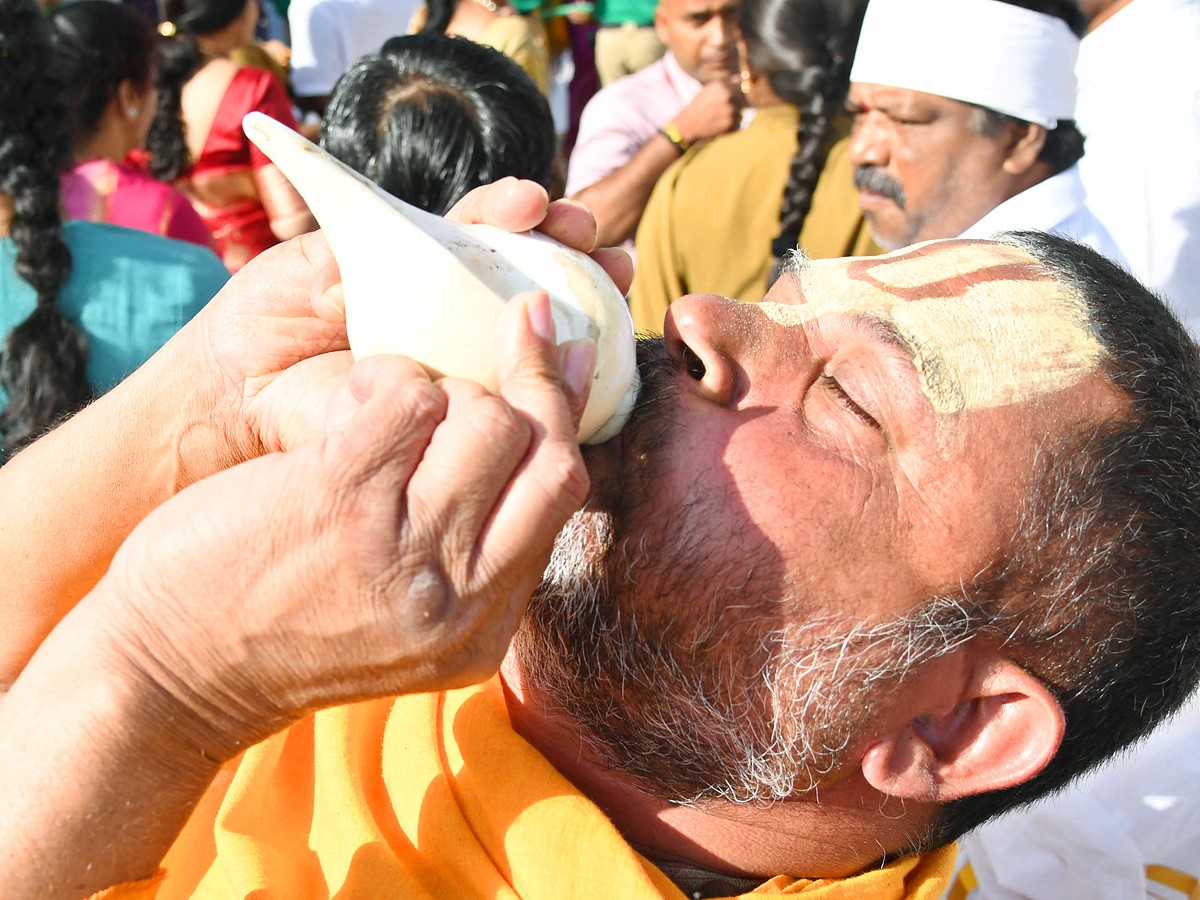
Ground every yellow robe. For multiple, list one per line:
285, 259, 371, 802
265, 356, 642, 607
94, 678, 955, 899
630, 105, 881, 335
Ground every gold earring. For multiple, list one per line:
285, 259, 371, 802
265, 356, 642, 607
740, 70, 752, 95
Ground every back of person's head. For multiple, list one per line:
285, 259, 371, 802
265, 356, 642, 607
145, 0, 252, 181
319, 33, 555, 216
922, 231, 1200, 850
49, 0, 158, 153
0, 0, 88, 460
742, 0, 868, 263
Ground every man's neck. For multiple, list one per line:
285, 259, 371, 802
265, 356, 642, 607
498, 657, 925, 882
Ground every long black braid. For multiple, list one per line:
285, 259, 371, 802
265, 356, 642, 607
0, 0, 88, 458
738, 0, 867, 264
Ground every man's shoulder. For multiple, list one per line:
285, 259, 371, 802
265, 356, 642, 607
597, 55, 673, 101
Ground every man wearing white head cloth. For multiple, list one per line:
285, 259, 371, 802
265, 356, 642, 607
846, 0, 1124, 264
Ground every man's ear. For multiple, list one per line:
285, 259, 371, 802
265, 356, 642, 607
859, 655, 1064, 802
1002, 122, 1048, 176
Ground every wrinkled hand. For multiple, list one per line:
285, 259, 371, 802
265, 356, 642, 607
101, 291, 591, 750
673, 78, 744, 145
219, 178, 631, 474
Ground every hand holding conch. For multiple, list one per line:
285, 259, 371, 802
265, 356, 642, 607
243, 112, 639, 444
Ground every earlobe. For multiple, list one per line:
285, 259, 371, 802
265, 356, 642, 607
1002, 123, 1047, 175
860, 656, 1064, 802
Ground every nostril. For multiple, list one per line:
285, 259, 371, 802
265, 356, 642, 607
682, 344, 706, 381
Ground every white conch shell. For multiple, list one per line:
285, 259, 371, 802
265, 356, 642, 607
242, 111, 638, 444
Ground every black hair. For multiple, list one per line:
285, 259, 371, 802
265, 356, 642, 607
0, 0, 89, 459
417, 0, 458, 35
318, 33, 555, 216
738, 0, 868, 263
998, 0, 1088, 37
923, 231, 1200, 849
49, 0, 158, 153
144, 0, 251, 181
972, 107, 1087, 176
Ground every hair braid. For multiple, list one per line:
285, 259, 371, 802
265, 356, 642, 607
771, 63, 841, 259
0, 0, 89, 458
145, 33, 205, 182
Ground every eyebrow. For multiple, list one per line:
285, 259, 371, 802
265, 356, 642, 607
848, 313, 916, 364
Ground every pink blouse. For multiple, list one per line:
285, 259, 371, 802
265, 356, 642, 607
61, 158, 217, 250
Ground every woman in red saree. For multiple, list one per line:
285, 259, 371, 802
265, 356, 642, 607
50, 1, 216, 250
146, 0, 316, 271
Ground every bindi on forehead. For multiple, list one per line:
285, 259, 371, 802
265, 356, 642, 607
761, 241, 1107, 417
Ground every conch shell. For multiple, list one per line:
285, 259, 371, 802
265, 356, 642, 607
242, 111, 639, 444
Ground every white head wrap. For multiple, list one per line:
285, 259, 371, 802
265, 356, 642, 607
849, 0, 1079, 128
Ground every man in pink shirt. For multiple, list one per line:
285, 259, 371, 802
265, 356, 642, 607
565, 0, 745, 249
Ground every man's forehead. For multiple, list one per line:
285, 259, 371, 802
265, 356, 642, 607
761, 240, 1107, 415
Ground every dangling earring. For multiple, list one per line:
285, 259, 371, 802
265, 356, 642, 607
740, 69, 752, 96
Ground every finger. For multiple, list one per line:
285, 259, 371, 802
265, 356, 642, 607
475, 292, 591, 582
403, 378, 534, 568
310, 255, 345, 323
321, 354, 447, 492
591, 247, 634, 296
538, 198, 599, 253
446, 177, 550, 232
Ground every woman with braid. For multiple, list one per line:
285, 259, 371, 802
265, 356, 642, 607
50, 1, 216, 249
628, 0, 880, 333
0, 0, 229, 462
147, 0, 317, 271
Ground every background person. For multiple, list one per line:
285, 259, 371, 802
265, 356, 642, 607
411, 0, 551, 93
1072, 0, 1200, 339
0, 0, 230, 462
287, 0, 421, 120
629, 0, 877, 331
50, 0, 216, 249
146, 0, 318, 271
319, 34, 556, 215
846, 0, 1120, 259
593, 0, 665, 85
564, 0, 744, 249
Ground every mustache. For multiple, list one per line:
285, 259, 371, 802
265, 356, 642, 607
853, 166, 906, 209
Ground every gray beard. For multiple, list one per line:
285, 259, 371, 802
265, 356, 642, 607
511, 341, 980, 805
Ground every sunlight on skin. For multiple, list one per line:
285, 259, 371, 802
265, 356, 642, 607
760, 240, 1105, 416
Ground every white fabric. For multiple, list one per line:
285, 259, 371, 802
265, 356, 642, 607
957, 165, 1126, 268
1075, 0, 1200, 339
947, 691, 1200, 899
850, 0, 1078, 128
288, 0, 421, 97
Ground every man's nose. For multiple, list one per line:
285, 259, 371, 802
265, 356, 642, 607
663, 294, 756, 406
848, 111, 889, 168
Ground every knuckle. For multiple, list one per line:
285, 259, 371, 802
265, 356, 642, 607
405, 381, 449, 429
473, 395, 531, 446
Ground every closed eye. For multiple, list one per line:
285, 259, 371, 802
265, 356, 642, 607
820, 375, 879, 429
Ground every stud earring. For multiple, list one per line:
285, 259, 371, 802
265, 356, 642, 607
129, 106, 139, 117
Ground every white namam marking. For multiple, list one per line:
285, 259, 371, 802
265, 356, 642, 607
760, 241, 1104, 415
